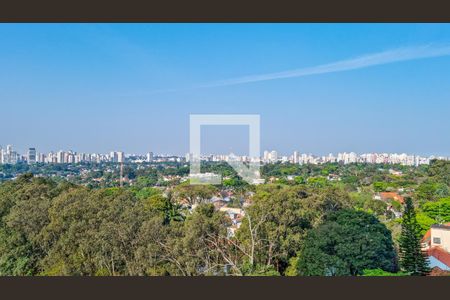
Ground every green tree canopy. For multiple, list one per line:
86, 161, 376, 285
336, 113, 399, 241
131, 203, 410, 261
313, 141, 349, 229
296, 209, 397, 276
399, 198, 430, 276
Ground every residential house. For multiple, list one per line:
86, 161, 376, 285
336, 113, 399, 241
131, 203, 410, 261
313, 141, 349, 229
378, 192, 405, 204
219, 207, 245, 238
422, 223, 450, 272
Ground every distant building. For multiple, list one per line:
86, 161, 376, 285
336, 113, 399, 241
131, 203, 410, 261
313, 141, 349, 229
66, 153, 75, 164
110, 151, 118, 162
146, 152, 154, 162
27, 148, 36, 164
251, 178, 265, 185
38, 153, 46, 163
57, 151, 65, 163
0, 145, 13, 164
219, 207, 244, 223
379, 192, 405, 204
117, 152, 125, 163
269, 150, 278, 162
263, 150, 270, 162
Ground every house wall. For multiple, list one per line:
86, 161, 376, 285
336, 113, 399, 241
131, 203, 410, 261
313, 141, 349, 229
431, 227, 450, 252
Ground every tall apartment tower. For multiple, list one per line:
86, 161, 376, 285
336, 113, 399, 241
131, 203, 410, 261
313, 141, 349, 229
269, 150, 278, 162
110, 151, 118, 163
27, 148, 37, 164
263, 150, 270, 162
293, 151, 299, 164
117, 152, 125, 163
146, 152, 154, 162
1, 145, 14, 164
57, 151, 65, 164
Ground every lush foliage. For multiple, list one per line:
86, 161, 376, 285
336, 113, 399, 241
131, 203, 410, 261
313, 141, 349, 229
399, 198, 430, 276
296, 210, 397, 276
1, 160, 450, 276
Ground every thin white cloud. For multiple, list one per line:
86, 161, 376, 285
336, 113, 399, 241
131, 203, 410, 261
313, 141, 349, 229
202, 44, 450, 87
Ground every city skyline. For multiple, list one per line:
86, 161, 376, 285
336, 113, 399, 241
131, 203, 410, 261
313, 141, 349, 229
1, 143, 448, 167
2, 139, 450, 158
2, 24, 450, 155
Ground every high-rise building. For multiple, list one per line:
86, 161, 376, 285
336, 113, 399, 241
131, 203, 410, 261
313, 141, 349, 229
293, 151, 299, 164
27, 148, 37, 164
57, 151, 65, 163
146, 152, 154, 162
66, 153, 75, 164
38, 153, 46, 163
2, 145, 17, 164
109, 151, 124, 163
269, 150, 278, 162
110, 151, 118, 163
117, 151, 125, 163
263, 150, 270, 162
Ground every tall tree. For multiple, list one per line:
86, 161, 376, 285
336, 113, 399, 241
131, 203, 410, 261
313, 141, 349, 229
236, 185, 352, 275
173, 182, 217, 206
399, 198, 430, 276
296, 209, 397, 276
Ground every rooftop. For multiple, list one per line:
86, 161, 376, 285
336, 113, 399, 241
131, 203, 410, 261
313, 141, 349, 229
431, 224, 450, 230
428, 247, 450, 268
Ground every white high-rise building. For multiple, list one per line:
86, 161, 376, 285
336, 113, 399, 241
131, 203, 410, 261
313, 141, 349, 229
1, 145, 11, 164
38, 153, 46, 163
57, 151, 65, 163
117, 151, 125, 163
263, 150, 270, 162
269, 150, 278, 162
3, 145, 18, 164
67, 153, 75, 164
146, 152, 154, 162
110, 151, 118, 163
27, 148, 37, 164
349, 152, 357, 163
293, 151, 299, 163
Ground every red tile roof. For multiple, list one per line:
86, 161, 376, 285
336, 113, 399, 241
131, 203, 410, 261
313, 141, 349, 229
422, 230, 431, 244
428, 247, 450, 268
429, 266, 450, 276
379, 192, 405, 204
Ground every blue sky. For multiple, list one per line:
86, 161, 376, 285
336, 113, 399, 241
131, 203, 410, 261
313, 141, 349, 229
1, 24, 450, 156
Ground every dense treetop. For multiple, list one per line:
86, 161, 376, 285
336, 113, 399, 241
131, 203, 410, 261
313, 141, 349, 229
0, 160, 449, 276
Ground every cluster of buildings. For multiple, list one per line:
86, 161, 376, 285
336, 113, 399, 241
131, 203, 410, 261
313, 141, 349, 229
0, 145, 22, 164
0, 145, 127, 164
196, 150, 444, 166
262, 150, 441, 166
0, 145, 154, 164
1, 143, 448, 167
